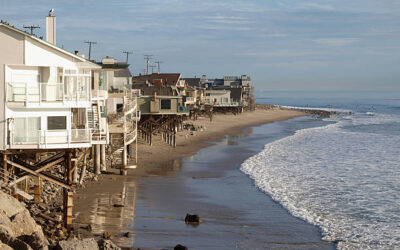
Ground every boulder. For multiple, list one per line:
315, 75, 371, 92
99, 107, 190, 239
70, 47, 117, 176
55, 238, 99, 250
9, 238, 34, 250
184, 214, 201, 224
0, 191, 48, 249
0, 191, 26, 217
0, 224, 15, 245
18, 232, 49, 250
98, 239, 121, 250
0, 241, 13, 250
174, 244, 188, 250
9, 209, 48, 247
102, 231, 112, 239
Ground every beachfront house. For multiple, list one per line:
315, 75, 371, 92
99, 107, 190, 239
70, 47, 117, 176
137, 86, 188, 115
204, 89, 240, 107
0, 21, 101, 150
135, 86, 189, 147
0, 12, 103, 228
97, 57, 140, 170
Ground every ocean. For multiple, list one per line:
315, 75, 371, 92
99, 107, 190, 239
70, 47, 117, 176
241, 91, 400, 249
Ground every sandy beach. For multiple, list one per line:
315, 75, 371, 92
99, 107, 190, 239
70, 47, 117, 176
135, 106, 306, 169
73, 107, 334, 249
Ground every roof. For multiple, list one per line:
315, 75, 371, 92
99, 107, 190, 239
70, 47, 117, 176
0, 21, 100, 69
182, 78, 201, 87
136, 86, 179, 96
133, 73, 181, 86
98, 62, 130, 69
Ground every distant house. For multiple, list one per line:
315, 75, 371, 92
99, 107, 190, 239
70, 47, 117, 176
183, 85, 197, 106
201, 74, 254, 110
132, 73, 181, 88
136, 86, 188, 115
204, 90, 240, 107
182, 77, 201, 88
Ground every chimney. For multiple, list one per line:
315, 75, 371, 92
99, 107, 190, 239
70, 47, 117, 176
46, 9, 56, 45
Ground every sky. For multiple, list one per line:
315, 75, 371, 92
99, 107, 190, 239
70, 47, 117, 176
1, 0, 400, 91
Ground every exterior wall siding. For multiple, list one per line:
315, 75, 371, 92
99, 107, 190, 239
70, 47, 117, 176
0, 26, 25, 150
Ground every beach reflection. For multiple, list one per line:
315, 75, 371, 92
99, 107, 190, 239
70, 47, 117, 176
73, 178, 137, 246
73, 159, 183, 247
226, 127, 253, 145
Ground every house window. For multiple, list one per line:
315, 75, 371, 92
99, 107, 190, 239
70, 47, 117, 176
161, 99, 171, 110
116, 104, 123, 112
13, 117, 41, 143
48, 116, 67, 130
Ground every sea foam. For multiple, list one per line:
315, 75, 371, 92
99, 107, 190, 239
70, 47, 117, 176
241, 111, 400, 249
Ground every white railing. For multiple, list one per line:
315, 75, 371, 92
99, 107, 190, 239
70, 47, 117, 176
6, 81, 91, 105
204, 100, 241, 107
92, 129, 108, 142
10, 129, 92, 146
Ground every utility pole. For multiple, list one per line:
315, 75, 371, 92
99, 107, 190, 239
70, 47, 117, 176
23, 25, 40, 35
149, 65, 156, 74
123, 51, 133, 63
155, 61, 163, 73
144, 55, 153, 75
142, 69, 147, 75
84, 41, 97, 60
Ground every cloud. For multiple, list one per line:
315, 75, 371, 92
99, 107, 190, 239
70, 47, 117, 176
312, 38, 360, 47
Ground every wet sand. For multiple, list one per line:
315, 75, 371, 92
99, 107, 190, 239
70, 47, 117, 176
73, 108, 335, 249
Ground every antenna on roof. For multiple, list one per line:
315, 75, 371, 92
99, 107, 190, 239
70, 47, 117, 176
23, 25, 40, 35
84, 40, 97, 60
144, 55, 153, 75
123, 51, 133, 63
155, 61, 163, 74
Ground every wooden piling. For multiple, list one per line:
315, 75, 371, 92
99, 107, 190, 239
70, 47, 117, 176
63, 151, 73, 229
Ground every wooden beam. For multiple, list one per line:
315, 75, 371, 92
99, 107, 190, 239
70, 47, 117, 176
6, 160, 71, 190
8, 157, 65, 186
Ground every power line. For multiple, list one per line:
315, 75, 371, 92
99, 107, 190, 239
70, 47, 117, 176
23, 25, 40, 35
155, 61, 163, 73
123, 51, 133, 63
149, 65, 156, 74
84, 40, 97, 60
144, 55, 153, 75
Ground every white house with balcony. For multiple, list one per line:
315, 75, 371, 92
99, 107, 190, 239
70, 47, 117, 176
0, 20, 101, 150
204, 89, 240, 107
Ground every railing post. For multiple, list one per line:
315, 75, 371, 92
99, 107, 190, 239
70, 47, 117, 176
44, 130, 47, 148
25, 83, 28, 106
39, 82, 42, 105
76, 78, 79, 104
62, 82, 65, 104
68, 130, 71, 146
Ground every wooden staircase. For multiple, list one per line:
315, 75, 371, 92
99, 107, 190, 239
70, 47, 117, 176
0, 167, 33, 200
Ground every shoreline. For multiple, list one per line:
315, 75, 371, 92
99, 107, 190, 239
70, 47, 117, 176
72, 105, 335, 249
135, 105, 308, 170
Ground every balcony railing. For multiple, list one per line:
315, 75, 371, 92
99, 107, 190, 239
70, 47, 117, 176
6, 81, 91, 105
204, 100, 241, 107
92, 129, 108, 143
10, 129, 91, 146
